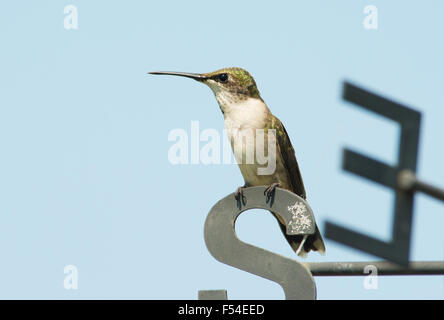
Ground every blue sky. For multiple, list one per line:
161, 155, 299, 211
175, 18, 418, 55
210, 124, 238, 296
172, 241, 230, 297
0, 1, 443, 299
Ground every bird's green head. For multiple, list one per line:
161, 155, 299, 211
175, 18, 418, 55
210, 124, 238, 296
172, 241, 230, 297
149, 67, 262, 107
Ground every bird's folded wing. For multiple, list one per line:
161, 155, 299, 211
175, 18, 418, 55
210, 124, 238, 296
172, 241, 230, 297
271, 116, 307, 199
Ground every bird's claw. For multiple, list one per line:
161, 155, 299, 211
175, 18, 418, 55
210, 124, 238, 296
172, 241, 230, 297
264, 183, 280, 203
234, 186, 246, 207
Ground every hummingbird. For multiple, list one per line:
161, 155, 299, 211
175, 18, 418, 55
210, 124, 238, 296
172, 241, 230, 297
150, 67, 325, 257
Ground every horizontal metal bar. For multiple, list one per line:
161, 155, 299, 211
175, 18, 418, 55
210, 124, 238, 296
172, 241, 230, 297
342, 82, 421, 124
342, 149, 397, 189
398, 170, 444, 201
305, 261, 444, 276
324, 222, 410, 266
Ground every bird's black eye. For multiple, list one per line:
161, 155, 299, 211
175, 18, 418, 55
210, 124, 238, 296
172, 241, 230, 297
218, 73, 228, 83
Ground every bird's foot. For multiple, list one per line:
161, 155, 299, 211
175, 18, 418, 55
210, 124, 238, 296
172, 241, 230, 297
234, 186, 247, 208
264, 183, 280, 203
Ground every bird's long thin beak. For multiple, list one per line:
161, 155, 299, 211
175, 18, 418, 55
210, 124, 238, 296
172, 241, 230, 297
148, 71, 207, 81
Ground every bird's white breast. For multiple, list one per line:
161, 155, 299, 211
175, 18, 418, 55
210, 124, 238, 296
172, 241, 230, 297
223, 98, 269, 167
223, 98, 269, 134
221, 97, 292, 189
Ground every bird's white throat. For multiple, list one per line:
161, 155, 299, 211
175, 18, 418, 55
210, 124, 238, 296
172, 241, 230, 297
221, 97, 269, 132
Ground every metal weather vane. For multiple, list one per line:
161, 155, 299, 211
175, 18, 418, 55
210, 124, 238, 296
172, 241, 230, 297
151, 69, 444, 299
